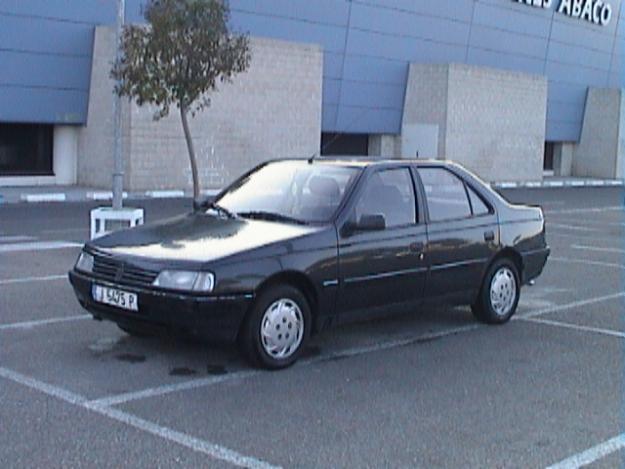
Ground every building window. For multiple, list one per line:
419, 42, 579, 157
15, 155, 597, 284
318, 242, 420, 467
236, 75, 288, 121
320, 132, 368, 156
0, 123, 53, 176
544, 142, 555, 171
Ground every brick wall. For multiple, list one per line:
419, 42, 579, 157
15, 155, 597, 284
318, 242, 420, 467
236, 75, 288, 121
78, 27, 322, 190
402, 63, 548, 182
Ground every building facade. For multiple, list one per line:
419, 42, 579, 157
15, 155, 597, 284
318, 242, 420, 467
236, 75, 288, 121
0, 0, 623, 188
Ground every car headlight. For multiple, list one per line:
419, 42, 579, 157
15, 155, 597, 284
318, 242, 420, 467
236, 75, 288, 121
152, 270, 215, 292
75, 252, 94, 273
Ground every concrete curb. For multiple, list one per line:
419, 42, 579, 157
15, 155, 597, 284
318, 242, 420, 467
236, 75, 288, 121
1, 180, 622, 205
491, 179, 624, 189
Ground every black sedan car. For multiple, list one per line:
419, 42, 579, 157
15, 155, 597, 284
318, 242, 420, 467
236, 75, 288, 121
69, 158, 549, 369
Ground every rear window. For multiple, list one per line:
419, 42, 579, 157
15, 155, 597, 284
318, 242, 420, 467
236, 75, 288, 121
419, 168, 471, 222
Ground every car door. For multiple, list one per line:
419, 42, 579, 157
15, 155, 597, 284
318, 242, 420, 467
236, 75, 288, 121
336, 166, 427, 320
416, 166, 499, 304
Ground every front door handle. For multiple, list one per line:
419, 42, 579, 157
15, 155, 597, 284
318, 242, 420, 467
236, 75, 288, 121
410, 241, 424, 253
484, 230, 495, 242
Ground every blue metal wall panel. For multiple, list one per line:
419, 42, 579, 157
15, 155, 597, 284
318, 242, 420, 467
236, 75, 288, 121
0, 0, 623, 142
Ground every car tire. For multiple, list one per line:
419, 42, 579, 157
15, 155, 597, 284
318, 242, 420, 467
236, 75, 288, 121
117, 323, 152, 338
472, 258, 520, 325
239, 284, 311, 370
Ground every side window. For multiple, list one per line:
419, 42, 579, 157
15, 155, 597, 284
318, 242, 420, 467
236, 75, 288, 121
355, 168, 416, 228
419, 168, 471, 222
467, 185, 490, 216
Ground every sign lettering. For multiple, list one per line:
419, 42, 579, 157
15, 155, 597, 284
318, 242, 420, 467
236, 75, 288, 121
515, 0, 612, 26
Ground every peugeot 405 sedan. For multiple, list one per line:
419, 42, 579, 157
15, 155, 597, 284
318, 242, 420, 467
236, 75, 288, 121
69, 158, 550, 369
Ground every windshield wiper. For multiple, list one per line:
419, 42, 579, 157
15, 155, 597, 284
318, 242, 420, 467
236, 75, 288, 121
206, 202, 237, 219
237, 211, 308, 225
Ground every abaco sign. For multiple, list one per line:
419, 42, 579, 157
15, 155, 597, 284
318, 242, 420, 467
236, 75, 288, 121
515, 0, 613, 26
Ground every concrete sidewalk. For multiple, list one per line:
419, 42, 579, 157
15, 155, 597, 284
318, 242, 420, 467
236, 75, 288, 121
0, 177, 623, 204
0, 186, 220, 204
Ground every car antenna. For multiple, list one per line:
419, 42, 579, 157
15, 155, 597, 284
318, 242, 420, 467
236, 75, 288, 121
307, 107, 373, 164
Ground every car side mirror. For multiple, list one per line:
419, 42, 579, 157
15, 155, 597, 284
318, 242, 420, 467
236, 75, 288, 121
342, 214, 386, 236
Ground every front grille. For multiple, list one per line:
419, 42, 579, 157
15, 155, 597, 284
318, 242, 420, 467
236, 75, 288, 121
92, 254, 159, 287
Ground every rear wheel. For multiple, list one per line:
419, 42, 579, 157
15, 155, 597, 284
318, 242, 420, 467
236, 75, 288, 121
472, 258, 520, 324
239, 284, 310, 369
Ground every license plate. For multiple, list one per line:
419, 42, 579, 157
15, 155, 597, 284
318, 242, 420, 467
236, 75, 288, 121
92, 285, 138, 312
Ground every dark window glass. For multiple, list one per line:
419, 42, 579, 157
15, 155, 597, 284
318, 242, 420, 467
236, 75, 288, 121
544, 142, 554, 170
467, 186, 490, 216
321, 133, 368, 156
0, 123, 53, 176
355, 168, 416, 228
419, 168, 471, 222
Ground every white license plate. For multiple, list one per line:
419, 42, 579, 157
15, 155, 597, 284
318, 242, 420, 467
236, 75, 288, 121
92, 285, 138, 312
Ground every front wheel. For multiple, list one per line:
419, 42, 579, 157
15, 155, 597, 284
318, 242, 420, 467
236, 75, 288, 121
472, 258, 520, 324
239, 285, 311, 370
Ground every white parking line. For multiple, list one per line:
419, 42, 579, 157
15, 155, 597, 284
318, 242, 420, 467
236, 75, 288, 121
78, 292, 625, 407
518, 292, 625, 320
550, 257, 625, 270
520, 317, 625, 339
548, 223, 605, 233
86, 323, 481, 407
570, 245, 625, 254
0, 366, 279, 469
0, 274, 67, 286
546, 433, 625, 469
87, 370, 262, 408
0, 235, 36, 243
547, 206, 623, 215
0, 241, 81, 253
0, 315, 90, 331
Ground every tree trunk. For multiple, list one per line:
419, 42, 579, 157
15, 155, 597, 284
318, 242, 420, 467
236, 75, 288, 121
180, 104, 200, 202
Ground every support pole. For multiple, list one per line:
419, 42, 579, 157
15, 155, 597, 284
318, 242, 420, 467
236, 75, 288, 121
112, 0, 125, 210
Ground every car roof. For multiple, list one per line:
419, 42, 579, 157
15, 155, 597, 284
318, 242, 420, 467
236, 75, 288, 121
276, 156, 450, 168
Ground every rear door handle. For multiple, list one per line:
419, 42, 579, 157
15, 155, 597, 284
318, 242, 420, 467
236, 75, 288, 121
484, 230, 495, 242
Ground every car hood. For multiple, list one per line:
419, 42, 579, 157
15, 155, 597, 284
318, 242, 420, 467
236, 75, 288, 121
89, 213, 322, 263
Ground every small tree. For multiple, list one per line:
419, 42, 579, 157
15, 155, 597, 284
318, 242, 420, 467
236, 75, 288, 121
112, 0, 251, 203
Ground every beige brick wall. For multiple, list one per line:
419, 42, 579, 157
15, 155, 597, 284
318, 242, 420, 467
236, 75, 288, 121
573, 88, 623, 179
79, 27, 322, 191
402, 63, 547, 182
402, 64, 449, 159
445, 64, 547, 182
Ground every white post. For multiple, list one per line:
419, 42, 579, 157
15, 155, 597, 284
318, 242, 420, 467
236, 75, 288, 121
112, 0, 125, 210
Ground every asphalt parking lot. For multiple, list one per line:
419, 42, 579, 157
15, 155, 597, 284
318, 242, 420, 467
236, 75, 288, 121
1, 188, 623, 468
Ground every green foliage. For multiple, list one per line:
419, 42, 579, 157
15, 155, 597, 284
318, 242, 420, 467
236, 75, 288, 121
112, 0, 251, 119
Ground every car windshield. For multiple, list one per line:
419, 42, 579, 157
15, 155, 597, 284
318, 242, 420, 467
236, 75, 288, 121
215, 161, 361, 223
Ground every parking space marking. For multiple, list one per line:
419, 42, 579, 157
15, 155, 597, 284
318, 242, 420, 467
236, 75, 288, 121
86, 323, 481, 407
570, 245, 625, 254
520, 317, 625, 339
546, 206, 623, 215
0, 274, 67, 286
550, 257, 625, 270
546, 433, 625, 469
548, 223, 605, 233
0, 366, 279, 469
0, 241, 81, 253
0, 236, 37, 243
86, 370, 262, 408
548, 232, 620, 243
0, 366, 86, 406
0, 315, 90, 331
518, 291, 625, 320
68, 292, 625, 408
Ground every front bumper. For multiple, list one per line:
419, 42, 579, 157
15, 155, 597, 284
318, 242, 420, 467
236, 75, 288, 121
68, 269, 253, 342
521, 246, 550, 285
